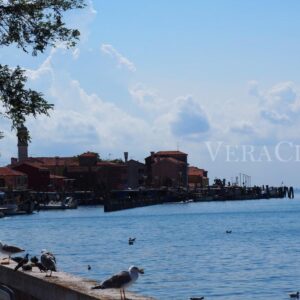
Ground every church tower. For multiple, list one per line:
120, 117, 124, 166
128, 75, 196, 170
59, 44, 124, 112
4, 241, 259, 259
17, 125, 28, 162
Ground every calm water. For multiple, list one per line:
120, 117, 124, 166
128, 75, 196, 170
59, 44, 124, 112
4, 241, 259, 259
1, 195, 300, 299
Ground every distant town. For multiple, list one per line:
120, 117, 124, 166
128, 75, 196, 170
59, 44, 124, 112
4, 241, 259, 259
0, 126, 208, 193
0, 126, 292, 214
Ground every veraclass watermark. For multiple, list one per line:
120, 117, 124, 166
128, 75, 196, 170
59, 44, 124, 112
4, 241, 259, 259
205, 141, 300, 162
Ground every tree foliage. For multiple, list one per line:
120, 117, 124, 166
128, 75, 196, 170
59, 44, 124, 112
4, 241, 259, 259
0, 0, 85, 138
0, 64, 53, 128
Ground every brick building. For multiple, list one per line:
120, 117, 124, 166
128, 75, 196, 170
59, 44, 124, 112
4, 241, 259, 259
145, 151, 188, 188
11, 162, 50, 191
0, 167, 28, 190
188, 166, 209, 189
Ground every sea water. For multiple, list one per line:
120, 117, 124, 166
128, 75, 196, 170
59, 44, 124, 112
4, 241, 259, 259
1, 196, 300, 299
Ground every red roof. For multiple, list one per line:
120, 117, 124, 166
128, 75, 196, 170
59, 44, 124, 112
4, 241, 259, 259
0, 167, 27, 177
16, 161, 49, 170
188, 166, 206, 176
153, 157, 185, 165
156, 151, 187, 156
30, 157, 78, 166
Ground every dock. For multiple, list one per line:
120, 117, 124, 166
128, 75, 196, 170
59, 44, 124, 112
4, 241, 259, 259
104, 186, 292, 212
0, 262, 155, 300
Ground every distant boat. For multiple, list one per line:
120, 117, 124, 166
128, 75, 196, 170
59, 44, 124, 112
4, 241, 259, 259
38, 196, 77, 210
64, 196, 78, 209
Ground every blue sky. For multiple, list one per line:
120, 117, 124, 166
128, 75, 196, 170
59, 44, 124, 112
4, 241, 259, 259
1, 0, 300, 186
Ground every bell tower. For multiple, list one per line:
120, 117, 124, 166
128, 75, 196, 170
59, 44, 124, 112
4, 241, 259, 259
17, 125, 28, 162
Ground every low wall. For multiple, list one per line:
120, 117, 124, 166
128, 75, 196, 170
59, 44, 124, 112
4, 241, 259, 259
0, 262, 155, 300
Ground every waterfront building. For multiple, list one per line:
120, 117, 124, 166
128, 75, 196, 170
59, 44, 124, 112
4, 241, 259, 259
145, 151, 188, 188
11, 162, 50, 191
0, 167, 28, 190
188, 166, 209, 189
124, 152, 146, 188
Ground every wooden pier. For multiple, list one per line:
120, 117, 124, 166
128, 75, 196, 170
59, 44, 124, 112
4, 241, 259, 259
104, 186, 291, 213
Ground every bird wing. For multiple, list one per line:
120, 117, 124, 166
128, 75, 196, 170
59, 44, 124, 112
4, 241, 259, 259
14, 256, 28, 271
46, 252, 56, 263
35, 262, 47, 272
30, 256, 39, 264
101, 271, 131, 289
11, 257, 23, 263
3, 245, 24, 253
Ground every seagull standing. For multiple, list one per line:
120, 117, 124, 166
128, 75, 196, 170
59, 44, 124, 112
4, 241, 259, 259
41, 250, 57, 277
92, 265, 144, 300
0, 241, 24, 263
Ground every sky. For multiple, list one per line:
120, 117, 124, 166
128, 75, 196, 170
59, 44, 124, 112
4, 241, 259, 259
1, 0, 300, 186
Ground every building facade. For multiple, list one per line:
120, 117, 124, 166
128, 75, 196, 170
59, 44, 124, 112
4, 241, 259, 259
0, 167, 28, 190
188, 166, 209, 189
145, 151, 188, 188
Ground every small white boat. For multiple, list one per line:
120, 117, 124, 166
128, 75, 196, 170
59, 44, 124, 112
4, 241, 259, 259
38, 196, 77, 210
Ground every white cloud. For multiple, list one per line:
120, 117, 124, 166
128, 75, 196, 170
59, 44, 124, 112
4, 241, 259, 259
129, 84, 165, 111
129, 84, 211, 140
72, 48, 80, 60
25, 48, 55, 80
248, 80, 260, 97
35, 78, 150, 149
170, 96, 210, 139
249, 81, 300, 125
267, 82, 297, 105
101, 44, 136, 72
88, 0, 97, 15
230, 121, 256, 135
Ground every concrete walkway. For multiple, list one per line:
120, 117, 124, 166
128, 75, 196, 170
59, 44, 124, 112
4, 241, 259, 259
0, 261, 155, 300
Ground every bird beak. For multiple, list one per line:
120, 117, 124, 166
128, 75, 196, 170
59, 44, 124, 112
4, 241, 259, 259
138, 268, 144, 274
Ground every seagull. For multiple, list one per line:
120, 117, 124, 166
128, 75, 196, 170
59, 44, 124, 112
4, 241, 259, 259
41, 250, 57, 277
0, 241, 24, 263
128, 238, 136, 245
14, 253, 29, 271
289, 291, 299, 299
30, 256, 39, 264
91, 265, 144, 300
22, 263, 32, 271
226, 230, 232, 234
11, 256, 24, 264
30, 255, 47, 272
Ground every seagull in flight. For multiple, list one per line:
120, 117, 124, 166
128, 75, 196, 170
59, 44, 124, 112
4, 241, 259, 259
92, 265, 144, 300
